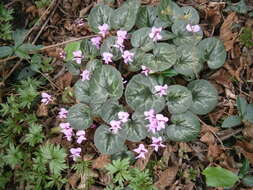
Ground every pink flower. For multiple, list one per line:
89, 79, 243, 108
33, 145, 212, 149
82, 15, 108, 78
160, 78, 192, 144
70, 147, 81, 161
91, 36, 102, 49
186, 24, 201, 33
102, 52, 113, 64
58, 108, 68, 119
150, 137, 165, 152
118, 111, 129, 123
122, 50, 134, 64
59, 50, 66, 59
72, 50, 84, 64
60, 122, 73, 141
117, 30, 128, 40
98, 24, 109, 38
133, 144, 148, 159
80, 70, 90, 81
74, 18, 85, 27
141, 65, 152, 76
144, 109, 155, 120
154, 85, 168, 97
41, 92, 52, 105
109, 120, 122, 134
149, 27, 162, 41
144, 110, 168, 134
76, 130, 86, 144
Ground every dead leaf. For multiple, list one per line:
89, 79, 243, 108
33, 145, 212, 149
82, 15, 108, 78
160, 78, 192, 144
55, 72, 72, 90
36, 103, 48, 117
220, 12, 239, 51
235, 141, 253, 164
207, 144, 223, 160
210, 68, 233, 89
200, 132, 216, 145
92, 154, 111, 169
68, 173, 80, 189
154, 166, 178, 190
134, 147, 154, 171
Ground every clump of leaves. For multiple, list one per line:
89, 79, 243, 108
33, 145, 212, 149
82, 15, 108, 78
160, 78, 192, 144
105, 158, 155, 190
61, 0, 226, 155
222, 96, 253, 128
0, 3, 13, 40
239, 27, 253, 48
35, 0, 51, 9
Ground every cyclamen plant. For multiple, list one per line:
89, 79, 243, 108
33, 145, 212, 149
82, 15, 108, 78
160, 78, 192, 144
60, 0, 226, 157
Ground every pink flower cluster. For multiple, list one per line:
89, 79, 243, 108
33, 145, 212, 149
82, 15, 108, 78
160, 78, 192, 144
59, 123, 86, 144
144, 109, 168, 134
149, 27, 162, 41
186, 24, 201, 33
98, 24, 109, 38
122, 50, 134, 64
109, 111, 129, 134
114, 30, 128, 52
154, 84, 168, 97
102, 52, 113, 64
72, 50, 84, 64
150, 137, 165, 152
80, 70, 90, 81
133, 144, 148, 159
91, 36, 102, 49
41, 92, 52, 105
58, 108, 68, 119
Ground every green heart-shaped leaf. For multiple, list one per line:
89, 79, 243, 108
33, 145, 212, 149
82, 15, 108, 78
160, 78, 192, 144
142, 43, 177, 72
111, 0, 140, 31
222, 115, 242, 128
88, 4, 113, 33
125, 74, 165, 112
173, 45, 203, 77
166, 85, 193, 114
67, 103, 92, 130
80, 39, 99, 58
157, 0, 183, 25
131, 27, 155, 52
136, 6, 170, 28
94, 125, 125, 154
198, 37, 226, 69
166, 111, 200, 141
127, 48, 146, 72
122, 112, 148, 142
100, 36, 122, 61
187, 79, 218, 115
180, 6, 200, 24
74, 65, 123, 104
172, 20, 203, 46
100, 99, 124, 123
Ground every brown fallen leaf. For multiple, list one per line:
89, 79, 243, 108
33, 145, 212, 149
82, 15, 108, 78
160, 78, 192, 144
220, 12, 239, 51
200, 131, 216, 145
55, 72, 72, 90
154, 166, 178, 190
36, 103, 49, 117
207, 144, 223, 160
92, 154, 111, 169
68, 173, 80, 189
235, 141, 253, 164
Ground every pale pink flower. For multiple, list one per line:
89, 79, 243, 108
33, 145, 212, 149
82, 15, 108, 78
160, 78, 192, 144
70, 147, 81, 161
74, 18, 85, 27
117, 30, 128, 40
150, 137, 165, 152
72, 50, 84, 64
91, 36, 102, 49
118, 112, 129, 123
59, 50, 66, 59
133, 144, 148, 159
80, 70, 90, 81
102, 52, 113, 64
149, 27, 162, 41
76, 130, 86, 144
144, 109, 155, 120
60, 122, 73, 141
122, 50, 134, 64
186, 24, 201, 33
98, 24, 109, 38
144, 110, 168, 134
58, 108, 68, 119
141, 65, 152, 76
109, 120, 122, 134
41, 92, 52, 105
154, 85, 168, 97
